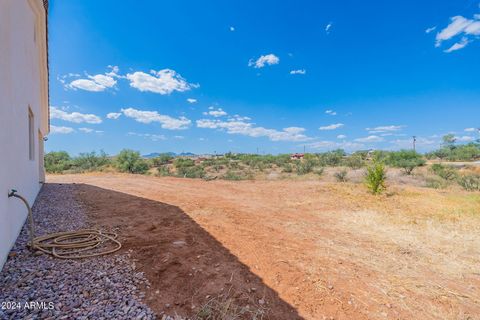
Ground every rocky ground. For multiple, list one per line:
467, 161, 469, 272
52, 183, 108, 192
0, 184, 158, 320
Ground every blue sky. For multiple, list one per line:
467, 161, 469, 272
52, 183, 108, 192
47, 0, 480, 155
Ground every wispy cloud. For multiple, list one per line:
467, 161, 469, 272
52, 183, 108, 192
50, 125, 74, 134
305, 140, 364, 151
435, 14, 480, 52
79, 127, 103, 134
325, 22, 333, 34
290, 69, 306, 75
425, 26, 437, 34
63, 66, 119, 92
121, 107, 191, 130
127, 132, 167, 141
126, 69, 198, 95
465, 127, 477, 132
203, 107, 227, 117
355, 135, 384, 143
248, 54, 280, 68
187, 98, 197, 104
319, 123, 344, 130
197, 117, 311, 142
50, 106, 102, 124
366, 125, 404, 134
325, 110, 337, 116
337, 134, 347, 139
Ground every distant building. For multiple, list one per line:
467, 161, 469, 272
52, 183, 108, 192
291, 153, 304, 160
0, 0, 49, 268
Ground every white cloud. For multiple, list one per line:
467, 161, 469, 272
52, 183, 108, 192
106, 112, 122, 120
203, 107, 227, 117
456, 135, 475, 142
366, 125, 404, 133
355, 135, 384, 143
79, 128, 93, 133
50, 125, 74, 134
248, 54, 280, 68
50, 106, 102, 124
65, 66, 119, 92
465, 127, 477, 132
127, 132, 167, 141
126, 69, 197, 95
319, 123, 344, 130
121, 107, 191, 130
325, 22, 333, 33
435, 14, 480, 51
325, 110, 337, 116
290, 69, 306, 75
444, 37, 470, 53
389, 137, 436, 149
425, 26, 437, 33
174, 135, 184, 139
196, 117, 311, 142
187, 98, 197, 104
305, 140, 364, 151
337, 134, 347, 139
230, 26, 235, 32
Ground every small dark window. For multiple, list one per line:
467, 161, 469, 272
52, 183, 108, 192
28, 108, 34, 160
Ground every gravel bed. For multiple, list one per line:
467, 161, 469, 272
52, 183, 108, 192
0, 183, 158, 320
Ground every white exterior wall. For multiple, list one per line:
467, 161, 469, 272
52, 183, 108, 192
0, 0, 49, 269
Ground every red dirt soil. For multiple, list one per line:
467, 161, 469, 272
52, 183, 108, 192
48, 173, 480, 320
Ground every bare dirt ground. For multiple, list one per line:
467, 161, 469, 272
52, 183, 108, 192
48, 173, 480, 320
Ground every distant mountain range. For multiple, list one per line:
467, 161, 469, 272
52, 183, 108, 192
143, 152, 196, 158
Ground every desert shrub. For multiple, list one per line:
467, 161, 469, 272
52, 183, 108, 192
296, 159, 316, 175
282, 163, 293, 173
222, 170, 252, 180
425, 177, 448, 189
386, 150, 425, 175
156, 165, 171, 176
430, 163, 458, 181
116, 149, 149, 174
177, 165, 206, 178
313, 167, 324, 176
174, 158, 196, 168
334, 169, 348, 182
365, 159, 386, 194
152, 154, 174, 166
44, 151, 72, 173
343, 154, 365, 169
72, 150, 110, 172
371, 150, 390, 162
318, 149, 345, 167
457, 174, 480, 191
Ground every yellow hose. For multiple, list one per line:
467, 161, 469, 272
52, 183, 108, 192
8, 190, 121, 259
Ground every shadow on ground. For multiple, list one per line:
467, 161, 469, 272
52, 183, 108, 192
60, 182, 303, 319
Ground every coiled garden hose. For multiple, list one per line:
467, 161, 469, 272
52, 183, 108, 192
8, 189, 121, 259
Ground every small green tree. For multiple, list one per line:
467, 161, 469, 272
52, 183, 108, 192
152, 154, 174, 166
387, 150, 425, 175
442, 134, 456, 150
44, 151, 72, 173
343, 154, 365, 169
115, 149, 149, 174
365, 159, 387, 194
73, 150, 110, 172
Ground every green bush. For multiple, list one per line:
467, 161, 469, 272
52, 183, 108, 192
116, 149, 149, 174
72, 150, 110, 172
334, 169, 348, 182
177, 165, 206, 178
44, 151, 72, 173
425, 177, 448, 189
387, 150, 425, 175
295, 159, 316, 175
156, 165, 171, 176
318, 149, 345, 167
152, 154, 174, 166
430, 164, 458, 181
343, 154, 365, 169
457, 174, 480, 191
174, 158, 195, 168
222, 170, 251, 180
313, 167, 324, 176
365, 159, 387, 194
282, 163, 293, 173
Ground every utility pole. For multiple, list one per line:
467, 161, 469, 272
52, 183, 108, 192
256, 147, 259, 155
303, 145, 306, 154
412, 136, 417, 152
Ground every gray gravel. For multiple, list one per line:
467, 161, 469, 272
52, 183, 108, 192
0, 183, 157, 320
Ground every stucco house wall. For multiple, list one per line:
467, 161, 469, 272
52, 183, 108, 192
0, 0, 49, 269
